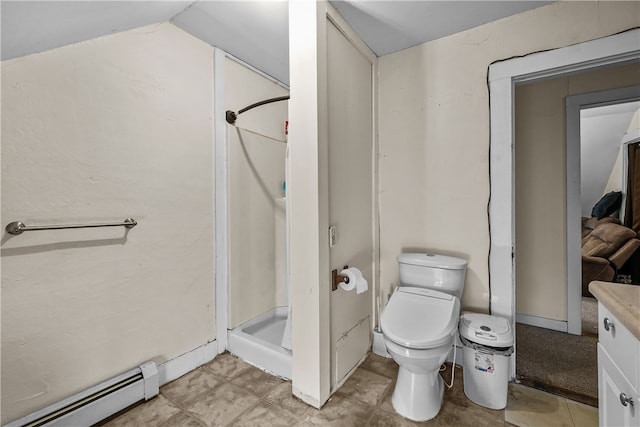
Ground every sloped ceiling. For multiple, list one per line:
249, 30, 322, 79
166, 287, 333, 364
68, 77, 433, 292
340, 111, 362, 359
1, 0, 554, 85
580, 101, 640, 216
0, 1, 192, 60
330, 1, 551, 57
171, 1, 289, 84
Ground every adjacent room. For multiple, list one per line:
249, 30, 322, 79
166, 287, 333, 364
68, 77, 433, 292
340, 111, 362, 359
1, 1, 639, 427
515, 72, 640, 407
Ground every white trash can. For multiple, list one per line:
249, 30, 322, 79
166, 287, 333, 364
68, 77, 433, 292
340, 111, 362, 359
459, 312, 514, 410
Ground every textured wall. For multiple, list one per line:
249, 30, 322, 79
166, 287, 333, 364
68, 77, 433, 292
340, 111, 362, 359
1, 23, 215, 423
377, 1, 640, 314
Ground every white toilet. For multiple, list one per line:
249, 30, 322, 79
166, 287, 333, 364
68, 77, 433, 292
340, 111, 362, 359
380, 252, 467, 422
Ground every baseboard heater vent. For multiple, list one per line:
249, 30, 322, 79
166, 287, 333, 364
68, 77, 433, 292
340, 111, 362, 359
5, 361, 158, 427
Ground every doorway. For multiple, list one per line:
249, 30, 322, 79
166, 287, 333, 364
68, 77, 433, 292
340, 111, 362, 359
568, 91, 640, 336
487, 28, 640, 382
512, 84, 640, 404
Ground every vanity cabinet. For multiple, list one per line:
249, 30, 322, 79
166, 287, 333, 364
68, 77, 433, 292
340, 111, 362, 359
597, 302, 639, 427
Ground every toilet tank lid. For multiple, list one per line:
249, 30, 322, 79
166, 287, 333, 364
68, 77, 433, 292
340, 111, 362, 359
398, 253, 467, 270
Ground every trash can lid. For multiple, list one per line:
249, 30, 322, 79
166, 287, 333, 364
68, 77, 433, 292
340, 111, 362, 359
459, 312, 513, 347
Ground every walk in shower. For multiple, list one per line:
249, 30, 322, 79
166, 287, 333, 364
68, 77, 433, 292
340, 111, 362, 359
222, 56, 291, 378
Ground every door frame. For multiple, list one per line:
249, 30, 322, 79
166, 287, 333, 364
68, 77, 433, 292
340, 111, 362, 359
488, 28, 640, 379
565, 86, 640, 335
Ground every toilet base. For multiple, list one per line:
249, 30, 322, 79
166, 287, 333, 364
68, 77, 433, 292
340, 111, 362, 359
391, 366, 444, 422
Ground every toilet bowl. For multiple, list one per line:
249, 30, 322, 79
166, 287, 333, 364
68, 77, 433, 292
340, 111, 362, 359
381, 287, 461, 421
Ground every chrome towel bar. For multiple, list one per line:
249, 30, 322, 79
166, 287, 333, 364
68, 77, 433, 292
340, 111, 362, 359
5, 218, 137, 235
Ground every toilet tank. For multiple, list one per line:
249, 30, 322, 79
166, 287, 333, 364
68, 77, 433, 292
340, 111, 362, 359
397, 253, 467, 299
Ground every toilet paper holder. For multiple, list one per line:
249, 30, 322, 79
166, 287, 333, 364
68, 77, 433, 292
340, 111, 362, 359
332, 265, 350, 291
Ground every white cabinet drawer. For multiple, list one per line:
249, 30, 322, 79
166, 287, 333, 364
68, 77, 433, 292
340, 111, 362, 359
598, 344, 639, 427
599, 303, 639, 390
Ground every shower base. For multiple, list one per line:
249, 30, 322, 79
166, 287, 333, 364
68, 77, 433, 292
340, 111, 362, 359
228, 306, 291, 379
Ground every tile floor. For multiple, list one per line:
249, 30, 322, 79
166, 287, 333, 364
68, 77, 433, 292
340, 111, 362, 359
97, 352, 597, 427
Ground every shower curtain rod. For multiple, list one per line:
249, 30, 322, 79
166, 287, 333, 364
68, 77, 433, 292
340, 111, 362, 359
225, 95, 290, 125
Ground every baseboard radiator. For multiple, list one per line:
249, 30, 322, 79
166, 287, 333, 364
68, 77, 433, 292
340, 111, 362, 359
5, 361, 158, 427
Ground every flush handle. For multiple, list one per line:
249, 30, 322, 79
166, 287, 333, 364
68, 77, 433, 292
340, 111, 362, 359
620, 393, 634, 407
604, 317, 615, 332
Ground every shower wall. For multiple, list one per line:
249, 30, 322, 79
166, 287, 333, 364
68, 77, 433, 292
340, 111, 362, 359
226, 58, 289, 328
1, 23, 215, 424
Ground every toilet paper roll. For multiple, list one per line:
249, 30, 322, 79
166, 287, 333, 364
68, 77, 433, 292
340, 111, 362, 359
339, 268, 357, 291
340, 267, 367, 293
356, 274, 368, 294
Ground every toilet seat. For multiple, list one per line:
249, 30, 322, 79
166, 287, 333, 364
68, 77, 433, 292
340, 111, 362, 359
381, 287, 460, 349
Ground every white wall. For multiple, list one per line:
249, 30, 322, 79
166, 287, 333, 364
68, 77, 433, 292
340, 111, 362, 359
581, 113, 624, 216
604, 146, 624, 196
604, 106, 640, 195
620, 108, 640, 222
1, 23, 215, 423
625, 108, 640, 143
226, 58, 289, 328
377, 1, 640, 315
288, 0, 331, 408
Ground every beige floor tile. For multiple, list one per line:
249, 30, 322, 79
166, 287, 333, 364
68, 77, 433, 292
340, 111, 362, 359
360, 354, 399, 380
203, 352, 253, 381
438, 396, 508, 427
440, 364, 466, 406
264, 382, 313, 419
186, 382, 260, 427
160, 411, 208, 427
101, 394, 181, 427
367, 408, 427, 426
377, 379, 396, 415
228, 400, 299, 427
505, 384, 574, 427
566, 399, 598, 427
94, 353, 600, 427
231, 365, 286, 397
291, 421, 318, 427
302, 394, 374, 426
161, 368, 224, 408
335, 367, 392, 406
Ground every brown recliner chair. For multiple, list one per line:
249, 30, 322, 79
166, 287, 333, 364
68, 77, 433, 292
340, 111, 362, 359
581, 216, 620, 239
582, 222, 640, 297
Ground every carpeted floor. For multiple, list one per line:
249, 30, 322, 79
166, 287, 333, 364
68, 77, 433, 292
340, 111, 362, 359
516, 320, 598, 407
581, 297, 598, 337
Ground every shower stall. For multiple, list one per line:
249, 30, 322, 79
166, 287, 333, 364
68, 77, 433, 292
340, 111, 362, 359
221, 55, 291, 378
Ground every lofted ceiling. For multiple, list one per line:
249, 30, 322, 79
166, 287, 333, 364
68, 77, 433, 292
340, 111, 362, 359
580, 101, 640, 215
1, 1, 554, 85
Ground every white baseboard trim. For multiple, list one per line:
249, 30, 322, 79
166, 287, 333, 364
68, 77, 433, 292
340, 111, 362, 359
158, 339, 218, 386
3, 340, 220, 427
516, 313, 567, 332
4, 363, 159, 427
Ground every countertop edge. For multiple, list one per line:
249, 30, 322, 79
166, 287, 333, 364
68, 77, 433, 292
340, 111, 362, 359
589, 281, 640, 340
